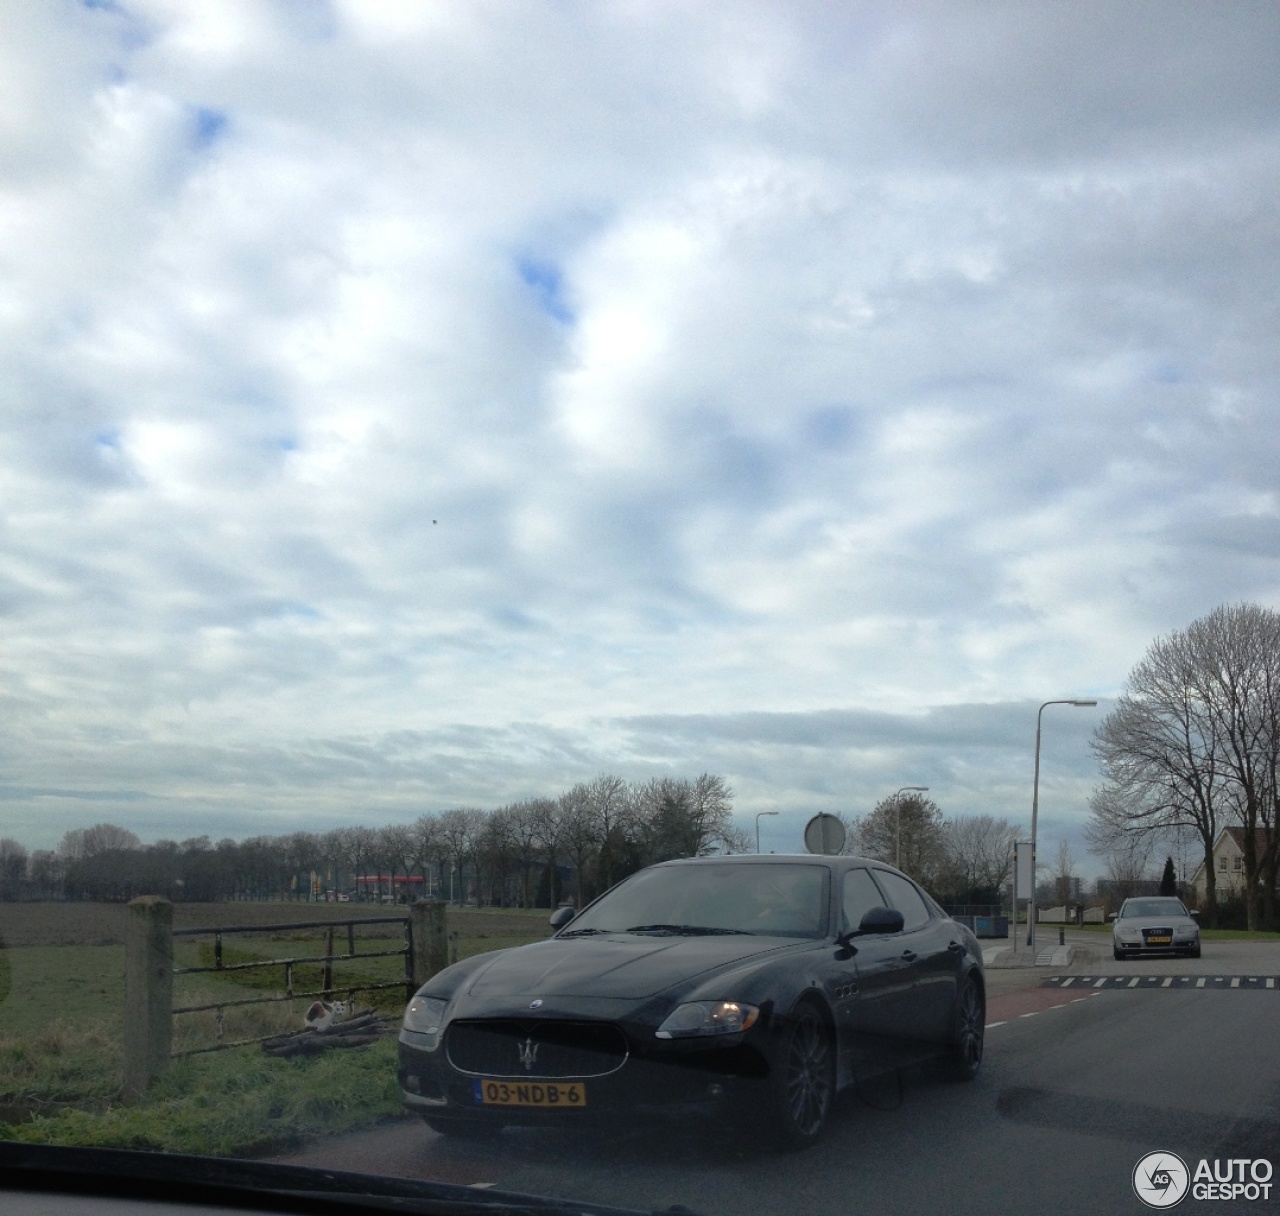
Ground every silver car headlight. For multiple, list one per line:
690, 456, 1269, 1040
403, 994, 449, 1037
1174, 926, 1198, 938
655, 1000, 760, 1039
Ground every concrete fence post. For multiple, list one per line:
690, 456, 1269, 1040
123, 896, 173, 1101
411, 899, 449, 988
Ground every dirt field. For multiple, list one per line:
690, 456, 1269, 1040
0, 901, 553, 948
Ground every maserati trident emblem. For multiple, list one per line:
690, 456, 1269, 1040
518, 1037, 540, 1072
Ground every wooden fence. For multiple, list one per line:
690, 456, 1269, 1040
122, 896, 449, 1099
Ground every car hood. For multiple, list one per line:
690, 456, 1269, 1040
462, 933, 801, 1001
1115, 916, 1196, 931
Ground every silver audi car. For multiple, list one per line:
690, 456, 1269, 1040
1111, 897, 1202, 960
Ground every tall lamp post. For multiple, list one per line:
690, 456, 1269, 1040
894, 786, 930, 870
1028, 699, 1098, 954
755, 810, 778, 854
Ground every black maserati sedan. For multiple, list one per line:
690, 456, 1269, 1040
398, 854, 985, 1149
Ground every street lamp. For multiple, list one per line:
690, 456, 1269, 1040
755, 811, 778, 854
1028, 699, 1098, 956
894, 786, 930, 870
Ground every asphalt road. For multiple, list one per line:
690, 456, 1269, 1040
281, 938, 1280, 1216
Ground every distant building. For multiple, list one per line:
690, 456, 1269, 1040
1189, 827, 1278, 904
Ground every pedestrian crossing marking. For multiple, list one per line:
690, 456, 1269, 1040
1039, 974, 1280, 991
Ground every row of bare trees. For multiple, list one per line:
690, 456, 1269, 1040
2, 773, 742, 907
1087, 603, 1280, 930
842, 793, 1024, 905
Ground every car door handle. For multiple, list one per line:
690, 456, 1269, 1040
948, 941, 965, 953
901, 950, 917, 962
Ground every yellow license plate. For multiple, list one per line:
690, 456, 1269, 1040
473, 1079, 587, 1108
1147, 935, 1171, 944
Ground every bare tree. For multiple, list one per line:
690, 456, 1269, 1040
530, 798, 564, 907
558, 783, 599, 907
855, 793, 948, 888
438, 809, 485, 904
1090, 603, 1280, 929
58, 823, 141, 861
942, 815, 1021, 900
585, 774, 630, 892
1052, 840, 1076, 906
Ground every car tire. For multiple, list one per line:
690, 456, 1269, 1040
949, 973, 984, 1081
1113, 946, 1126, 960
767, 1001, 834, 1150
1189, 944, 1201, 959
420, 1115, 504, 1140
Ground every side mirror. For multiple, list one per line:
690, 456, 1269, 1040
856, 906, 905, 935
1188, 909, 1200, 919
549, 905, 576, 929
1108, 913, 1118, 922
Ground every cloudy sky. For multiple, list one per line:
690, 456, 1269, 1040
2, 2, 1278, 870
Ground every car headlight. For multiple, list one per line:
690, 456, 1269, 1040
403, 994, 449, 1036
655, 1001, 760, 1040
1174, 926, 1198, 937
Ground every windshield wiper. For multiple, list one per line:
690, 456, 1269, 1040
557, 927, 610, 937
623, 924, 749, 936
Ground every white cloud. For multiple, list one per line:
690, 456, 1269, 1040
0, 2, 1277, 864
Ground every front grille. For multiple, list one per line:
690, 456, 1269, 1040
1142, 927, 1173, 940
446, 1020, 629, 1079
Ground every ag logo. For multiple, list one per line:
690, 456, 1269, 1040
1133, 1151, 1190, 1209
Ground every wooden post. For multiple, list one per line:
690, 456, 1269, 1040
123, 896, 173, 1101
411, 899, 448, 988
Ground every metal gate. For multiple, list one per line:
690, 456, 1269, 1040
170, 915, 412, 1056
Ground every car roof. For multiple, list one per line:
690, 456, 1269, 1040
653, 853, 899, 871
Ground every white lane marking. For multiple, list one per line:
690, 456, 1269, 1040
1094, 977, 1107, 987
1268, 979, 1276, 989
1163, 977, 1173, 987
1196, 978, 1206, 988
1019, 1011, 1040, 1018
987, 1020, 1008, 1028
1060, 977, 1075, 987
1231, 977, 1240, 988
1128, 977, 1140, 988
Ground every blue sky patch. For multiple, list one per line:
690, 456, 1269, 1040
192, 106, 229, 150
516, 256, 575, 324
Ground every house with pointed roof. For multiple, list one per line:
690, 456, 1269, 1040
1189, 827, 1277, 904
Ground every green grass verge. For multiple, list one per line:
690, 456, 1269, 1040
0, 1036, 404, 1157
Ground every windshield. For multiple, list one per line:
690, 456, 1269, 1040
1120, 899, 1190, 920
565, 864, 830, 939
3, 5, 1278, 1216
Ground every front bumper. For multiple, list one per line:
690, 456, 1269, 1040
398, 1025, 769, 1127
1113, 934, 1199, 954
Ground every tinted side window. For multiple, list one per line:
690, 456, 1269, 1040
873, 870, 931, 932
842, 867, 887, 933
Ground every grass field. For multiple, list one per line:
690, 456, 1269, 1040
0, 901, 552, 1154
